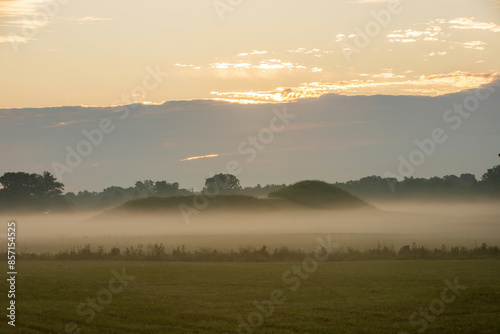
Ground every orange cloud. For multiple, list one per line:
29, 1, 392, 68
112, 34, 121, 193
179, 154, 221, 162
211, 71, 500, 104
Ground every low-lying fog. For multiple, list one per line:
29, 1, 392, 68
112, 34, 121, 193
2, 200, 499, 253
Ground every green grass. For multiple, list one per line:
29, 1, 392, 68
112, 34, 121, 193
110, 180, 372, 215
269, 180, 371, 209
113, 195, 275, 213
2, 260, 499, 333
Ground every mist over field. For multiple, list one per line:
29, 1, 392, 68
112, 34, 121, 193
6, 200, 499, 255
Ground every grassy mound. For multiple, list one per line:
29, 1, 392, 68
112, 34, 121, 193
115, 195, 273, 213
109, 181, 372, 214
268, 180, 371, 209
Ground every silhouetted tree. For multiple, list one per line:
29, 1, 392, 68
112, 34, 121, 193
134, 180, 155, 196
0, 171, 68, 211
154, 181, 179, 196
204, 173, 241, 194
481, 165, 500, 195
460, 173, 477, 186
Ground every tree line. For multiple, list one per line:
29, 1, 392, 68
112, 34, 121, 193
335, 165, 500, 200
0, 165, 499, 212
0, 172, 285, 212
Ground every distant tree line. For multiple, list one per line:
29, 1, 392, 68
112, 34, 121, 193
64, 180, 192, 210
64, 174, 286, 211
0, 165, 498, 212
335, 165, 500, 200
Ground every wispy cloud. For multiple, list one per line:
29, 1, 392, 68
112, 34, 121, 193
287, 47, 334, 55
387, 26, 442, 43
74, 16, 112, 23
384, 17, 499, 47
456, 40, 487, 50
0, 1, 111, 31
0, 0, 50, 18
426, 51, 447, 57
43, 120, 85, 128
175, 58, 322, 76
209, 59, 306, 70
238, 50, 268, 56
447, 17, 500, 32
210, 71, 499, 104
179, 154, 222, 162
0, 35, 29, 44
0, 0, 74, 48
0, 0, 53, 36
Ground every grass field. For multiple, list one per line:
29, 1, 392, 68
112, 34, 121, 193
3, 260, 499, 334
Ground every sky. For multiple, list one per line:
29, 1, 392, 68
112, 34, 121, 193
0, 0, 499, 191
0, 0, 499, 107
1, 86, 499, 191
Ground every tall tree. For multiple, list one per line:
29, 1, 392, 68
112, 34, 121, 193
0, 171, 67, 211
204, 173, 241, 194
481, 165, 500, 194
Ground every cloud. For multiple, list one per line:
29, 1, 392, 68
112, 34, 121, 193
387, 26, 442, 43
0, 0, 51, 18
385, 17, 499, 47
43, 120, 85, 128
179, 154, 222, 162
210, 71, 499, 104
286, 48, 335, 57
238, 50, 268, 56
0, 2, 111, 34
287, 48, 321, 54
174, 63, 201, 70
426, 52, 447, 57
447, 17, 500, 32
370, 71, 405, 79
0, 0, 57, 31
0, 35, 29, 44
74, 16, 112, 23
175, 58, 322, 76
456, 41, 487, 50
209, 59, 306, 70
2, 89, 499, 191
